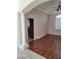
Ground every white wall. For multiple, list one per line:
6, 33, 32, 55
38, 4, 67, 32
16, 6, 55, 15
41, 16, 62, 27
19, 0, 49, 13
17, 12, 22, 47
48, 14, 61, 36
25, 10, 61, 40
26, 10, 48, 39
18, 0, 35, 12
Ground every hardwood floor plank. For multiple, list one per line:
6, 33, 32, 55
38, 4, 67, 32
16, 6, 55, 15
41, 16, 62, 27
28, 34, 61, 59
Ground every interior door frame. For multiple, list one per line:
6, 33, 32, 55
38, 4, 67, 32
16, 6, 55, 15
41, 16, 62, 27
27, 18, 34, 40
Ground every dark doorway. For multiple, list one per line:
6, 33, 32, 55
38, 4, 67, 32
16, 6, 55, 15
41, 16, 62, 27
28, 18, 34, 42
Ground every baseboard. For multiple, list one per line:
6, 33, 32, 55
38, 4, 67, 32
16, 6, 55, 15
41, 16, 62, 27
48, 33, 61, 36
33, 33, 61, 40
17, 43, 29, 50
47, 34, 61, 37
34, 33, 47, 40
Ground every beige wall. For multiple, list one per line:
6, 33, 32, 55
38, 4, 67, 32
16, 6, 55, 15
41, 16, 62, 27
26, 10, 48, 39
48, 14, 61, 36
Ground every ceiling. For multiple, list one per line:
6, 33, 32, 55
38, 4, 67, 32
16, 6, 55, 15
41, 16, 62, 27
34, 0, 61, 15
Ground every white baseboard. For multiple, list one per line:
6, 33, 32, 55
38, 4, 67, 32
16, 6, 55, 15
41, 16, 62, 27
48, 33, 61, 36
34, 33, 47, 40
17, 43, 29, 50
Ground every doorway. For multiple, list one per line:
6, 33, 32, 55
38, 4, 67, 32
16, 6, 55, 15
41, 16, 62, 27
28, 18, 34, 42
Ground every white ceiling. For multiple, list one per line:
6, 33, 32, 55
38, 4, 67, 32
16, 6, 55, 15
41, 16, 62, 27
34, 0, 61, 15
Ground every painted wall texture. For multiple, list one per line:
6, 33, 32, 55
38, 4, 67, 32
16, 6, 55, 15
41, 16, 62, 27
25, 10, 61, 40
48, 14, 61, 36
26, 10, 48, 39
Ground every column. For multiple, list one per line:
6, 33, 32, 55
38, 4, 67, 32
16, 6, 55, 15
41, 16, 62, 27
20, 12, 29, 50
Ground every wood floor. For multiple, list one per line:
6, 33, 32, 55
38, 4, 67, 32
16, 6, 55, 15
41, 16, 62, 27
28, 34, 61, 59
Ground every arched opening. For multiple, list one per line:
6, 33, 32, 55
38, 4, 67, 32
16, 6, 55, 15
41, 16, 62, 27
18, 0, 61, 59
18, 0, 50, 50
24, 0, 61, 59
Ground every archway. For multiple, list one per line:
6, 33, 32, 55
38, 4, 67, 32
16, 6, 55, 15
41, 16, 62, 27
18, 0, 50, 50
